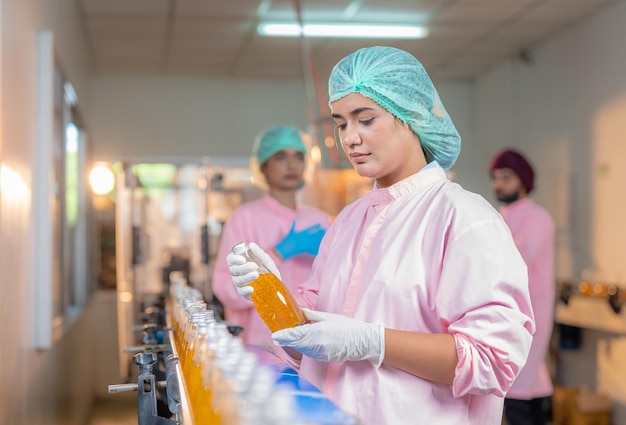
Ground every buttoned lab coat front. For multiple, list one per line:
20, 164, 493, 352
294, 165, 534, 425
212, 195, 331, 347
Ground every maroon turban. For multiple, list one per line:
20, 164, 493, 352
490, 149, 535, 194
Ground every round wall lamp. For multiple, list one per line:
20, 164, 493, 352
89, 163, 115, 195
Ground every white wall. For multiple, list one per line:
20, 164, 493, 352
88, 76, 477, 168
89, 77, 310, 161
477, 1, 626, 280
435, 80, 479, 192
0, 0, 94, 424
476, 1, 626, 421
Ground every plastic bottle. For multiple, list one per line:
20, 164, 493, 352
194, 324, 231, 425
231, 242, 305, 332
238, 366, 276, 425
180, 310, 207, 368
174, 297, 205, 350
183, 311, 214, 390
213, 338, 246, 425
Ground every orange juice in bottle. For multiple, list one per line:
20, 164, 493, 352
231, 242, 305, 332
194, 331, 230, 425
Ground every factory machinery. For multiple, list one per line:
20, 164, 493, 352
109, 276, 360, 425
107, 161, 360, 425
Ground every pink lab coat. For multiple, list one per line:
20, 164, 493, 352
212, 195, 331, 348
499, 198, 555, 400
293, 165, 534, 425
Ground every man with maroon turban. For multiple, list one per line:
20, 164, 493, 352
490, 149, 555, 425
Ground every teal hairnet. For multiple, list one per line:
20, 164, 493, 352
328, 46, 461, 170
253, 126, 307, 166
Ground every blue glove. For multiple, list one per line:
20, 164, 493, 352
275, 221, 326, 260
272, 308, 385, 367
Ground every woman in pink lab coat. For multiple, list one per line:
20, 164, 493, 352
227, 47, 534, 425
212, 126, 330, 348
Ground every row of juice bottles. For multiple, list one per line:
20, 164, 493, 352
169, 284, 297, 425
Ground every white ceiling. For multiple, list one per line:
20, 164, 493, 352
78, 0, 617, 81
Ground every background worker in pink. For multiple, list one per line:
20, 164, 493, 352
490, 149, 555, 425
212, 125, 331, 348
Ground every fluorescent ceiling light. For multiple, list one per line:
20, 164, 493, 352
258, 22, 428, 39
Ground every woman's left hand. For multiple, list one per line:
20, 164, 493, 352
272, 308, 385, 367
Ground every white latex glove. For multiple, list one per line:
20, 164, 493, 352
272, 308, 385, 367
226, 242, 281, 300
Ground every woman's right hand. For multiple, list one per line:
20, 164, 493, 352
226, 250, 257, 299
226, 242, 281, 300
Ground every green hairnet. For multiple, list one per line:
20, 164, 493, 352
252, 126, 307, 165
328, 46, 461, 170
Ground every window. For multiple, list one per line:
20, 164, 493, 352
34, 31, 89, 348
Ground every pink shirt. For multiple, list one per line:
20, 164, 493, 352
212, 195, 331, 347
499, 198, 555, 399
294, 166, 534, 425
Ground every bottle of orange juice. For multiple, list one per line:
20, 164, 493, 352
231, 242, 305, 332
